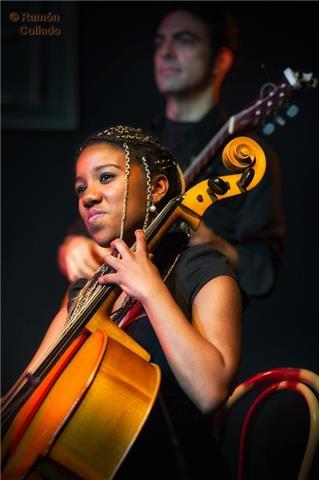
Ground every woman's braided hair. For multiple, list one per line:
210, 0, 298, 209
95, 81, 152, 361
78, 125, 185, 210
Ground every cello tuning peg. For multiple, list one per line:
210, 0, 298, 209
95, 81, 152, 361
237, 167, 255, 191
286, 104, 299, 118
208, 176, 229, 195
262, 122, 275, 135
275, 115, 286, 126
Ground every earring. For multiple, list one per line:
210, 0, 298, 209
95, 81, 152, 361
149, 204, 157, 213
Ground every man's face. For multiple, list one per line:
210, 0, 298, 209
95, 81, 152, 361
154, 9, 213, 96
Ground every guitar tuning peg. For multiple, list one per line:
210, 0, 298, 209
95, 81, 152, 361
286, 104, 299, 118
275, 115, 286, 126
262, 122, 275, 135
284, 68, 301, 88
302, 72, 313, 82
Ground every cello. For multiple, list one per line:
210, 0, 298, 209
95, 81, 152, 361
2, 136, 266, 479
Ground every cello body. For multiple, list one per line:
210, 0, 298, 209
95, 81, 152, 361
2, 308, 160, 480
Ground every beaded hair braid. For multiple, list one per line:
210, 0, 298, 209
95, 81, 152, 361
140, 155, 154, 230
120, 142, 130, 239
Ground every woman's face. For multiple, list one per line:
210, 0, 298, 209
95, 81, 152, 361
75, 143, 148, 247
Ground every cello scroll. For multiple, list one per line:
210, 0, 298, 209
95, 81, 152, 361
178, 136, 266, 230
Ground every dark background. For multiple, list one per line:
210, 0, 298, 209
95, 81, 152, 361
2, 1, 319, 478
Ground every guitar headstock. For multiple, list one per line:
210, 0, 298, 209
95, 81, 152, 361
184, 68, 317, 187
233, 68, 318, 135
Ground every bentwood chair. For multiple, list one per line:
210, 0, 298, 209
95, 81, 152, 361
214, 368, 319, 480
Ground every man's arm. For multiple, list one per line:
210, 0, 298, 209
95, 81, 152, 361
57, 218, 106, 281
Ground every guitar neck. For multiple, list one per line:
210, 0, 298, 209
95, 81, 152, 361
183, 119, 233, 186
182, 100, 272, 187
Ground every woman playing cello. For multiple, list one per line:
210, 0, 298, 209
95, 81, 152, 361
4, 126, 243, 479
